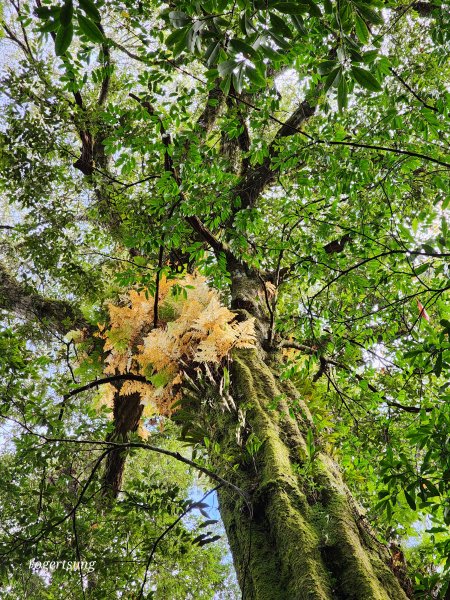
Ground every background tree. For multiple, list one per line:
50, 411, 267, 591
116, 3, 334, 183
0, 0, 449, 598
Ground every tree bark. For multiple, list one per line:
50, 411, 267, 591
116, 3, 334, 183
0, 262, 87, 335
102, 388, 143, 497
207, 347, 411, 600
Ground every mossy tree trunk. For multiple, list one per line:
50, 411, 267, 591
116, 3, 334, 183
205, 348, 410, 600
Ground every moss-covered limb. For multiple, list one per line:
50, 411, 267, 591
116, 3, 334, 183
209, 349, 411, 600
229, 274, 271, 345
311, 451, 415, 599
0, 261, 88, 335
225, 352, 331, 600
212, 350, 329, 599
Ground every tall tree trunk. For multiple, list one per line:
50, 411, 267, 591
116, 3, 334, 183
207, 347, 410, 600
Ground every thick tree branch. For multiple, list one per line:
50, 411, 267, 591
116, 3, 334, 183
197, 86, 225, 134
1, 20, 30, 56
314, 139, 450, 169
129, 92, 235, 261
120, 55, 450, 171
0, 262, 87, 335
103, 388, 144, 497
34, 0, 84, 110
220, 96, 251, 174
400, 2, 439, 16
232, 99, 316, 212
309, 249, 450, 301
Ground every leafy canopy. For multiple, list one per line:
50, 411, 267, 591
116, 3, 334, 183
0, 0, 449, 597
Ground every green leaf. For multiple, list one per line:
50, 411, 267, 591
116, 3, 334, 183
205, 41, 220, 67
229, 38, 258, 59
404, 489, 416, 511
362, 49, 378, 64
79, 0, 101, 22
166, 27, 188, 48
78, 13, 105, 43
378, 489, 390, 499
421, 479, 440, 497
415, 262, 431, 275
434, 351, 443, 377
60, 0, 73, 27
187, 25, 203, 53
260, 43, 284, 61
55, 23, 73, 55
354, 2, 384, 25
150, 370, 171, 388
239, 12, 250, 34
220, 74, 231, 95
339, 0, 353, 32
199, 519, 219, 528
40, 19, 60, 33
421, 243, 435, 254
350, 66, 381, 91
196, 534, 221, 546
291, 14, 307, 35
133, 256, 147, 266
269, 12, 293, 39
324, 67, 341, 92
232, 63, 245, 94
338, 75, 348, 111
348, 48, 364, 63
273, 2, 308, 14
172, 30, 190, 57
318, 60, 338, 75
169, 11, 191, 28
246, 65, 266, 87
218, 59, 237, 77
386, 501, 393, 521
305, 0, 321, 17
35, 5, 60, 19
306, 428, 315, 457
355, 13, 369, 45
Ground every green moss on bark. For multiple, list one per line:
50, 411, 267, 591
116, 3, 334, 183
209, 349, 411, 600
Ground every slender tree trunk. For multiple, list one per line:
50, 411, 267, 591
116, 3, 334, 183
103, 388, 143, 496
207, 348, 411, 600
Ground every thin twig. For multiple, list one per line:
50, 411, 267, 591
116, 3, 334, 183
32, 434, 250, 505
389, 68, 437, 112
138, 486, 221, 599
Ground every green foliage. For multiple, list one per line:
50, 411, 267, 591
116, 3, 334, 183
36, 0, 104, 53
0, 423, 235, 598
1, 0, 450, 596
